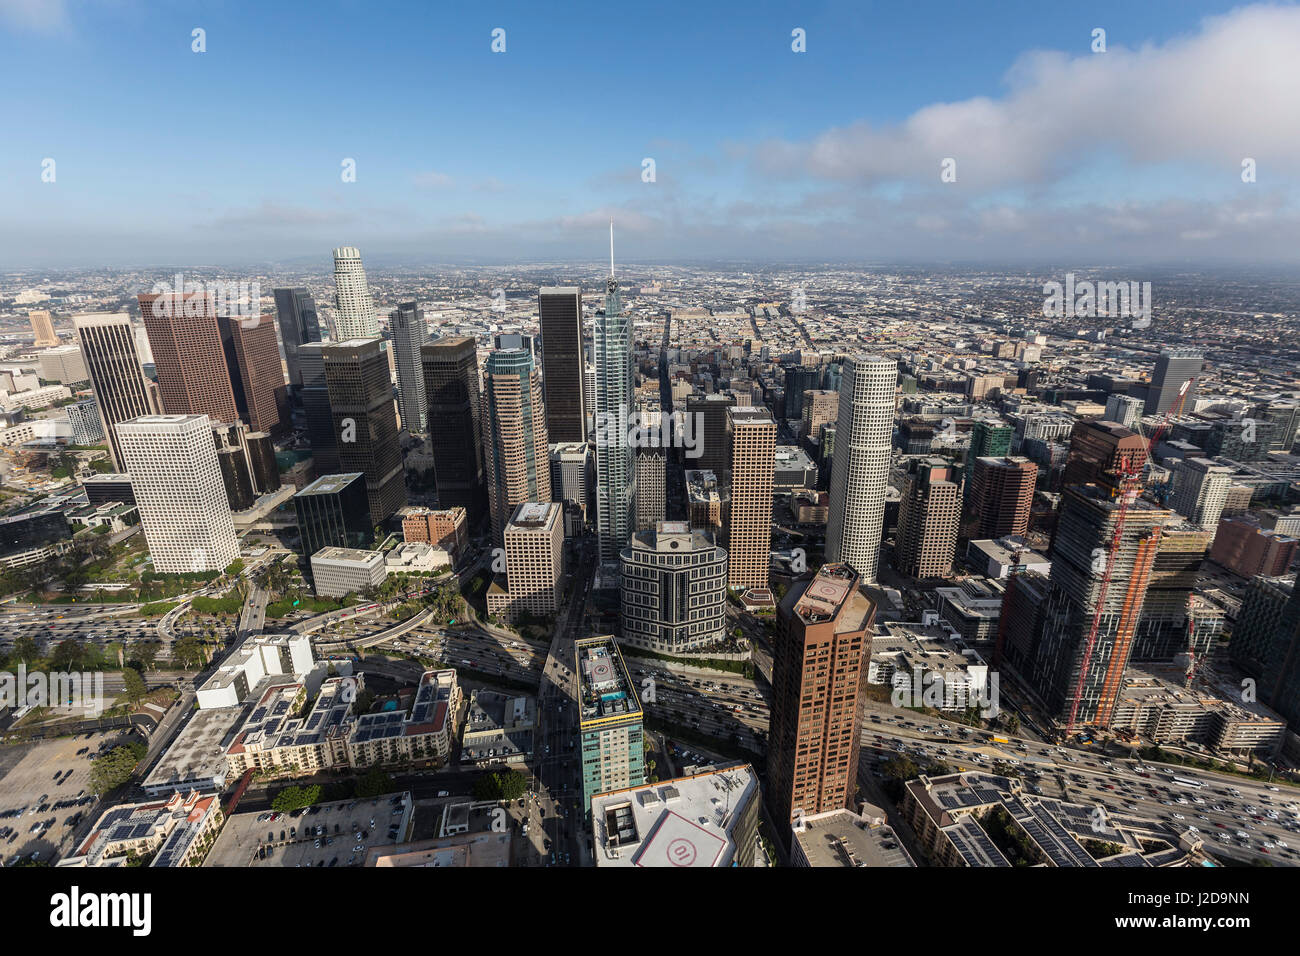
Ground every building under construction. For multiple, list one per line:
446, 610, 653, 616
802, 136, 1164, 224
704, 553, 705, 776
1024, 484, 1173, 728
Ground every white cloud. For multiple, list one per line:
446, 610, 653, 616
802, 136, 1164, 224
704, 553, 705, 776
753, 4, 1300, 190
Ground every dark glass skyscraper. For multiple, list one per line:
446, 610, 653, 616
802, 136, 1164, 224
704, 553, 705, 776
293, 472, 373, 561
389, 302, 428, 434
298, 341, 339, 476
538, 286, 586, 443
322, 338, 407, 524
421, 336, 486, 527
783, 365, 821, 421
1145, 348, 1201, 416
219, 314, 289, 437
272, 287, 321, 392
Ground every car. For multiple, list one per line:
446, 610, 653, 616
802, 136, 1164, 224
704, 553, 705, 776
353, 844, 363, 851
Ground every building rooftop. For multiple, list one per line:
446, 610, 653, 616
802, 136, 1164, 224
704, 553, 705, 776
508, 501, 559, 530
793, 808, 916, 868
312, 546, 383, 563
906, 771, 1198, 868
790, 562, 875, 634
296, 472, 364, 496
576, 637, 641, 725
591, 764, 759, 868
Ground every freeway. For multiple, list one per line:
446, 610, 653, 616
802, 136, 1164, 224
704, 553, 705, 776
859, 707, 1300, 865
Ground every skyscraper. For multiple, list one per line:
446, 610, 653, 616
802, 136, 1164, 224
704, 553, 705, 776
67, 399, 104, 446
332, 246, 379, 340
1145, 348, 1201, 416
1062, 420, 1148, 490
895, 457, 961, 579
272, 287, 321, 391
768, 563, 876, 843
1256, 576, 1300, 732
486, 502, 564, 624
634, 450, 666, 531
594, 223, 635, 566
583, 361, 596, 432
212, 421, 279, 511
968, 456, 1038, 539
322, 339, 406, 524
825, 356, 896, 583
783, 366, 822, 421
1028, 485, 1171, 727
538, 286, 587, 443
620, 521, 728, 654
219, 315, 289, 437
687, 392, 736, 480
74, 312, 156, 471
29, 309, 58, 347
962, 419, 1014, 496
1170, 457, 1233, 533
1104, 393, 1145, 430
389, 302, 429, 434
482, 349, 551, 544
726, 406, 776, 589
801, 389, 839, 440
550, 442, 593, 521
298, 342, 340, 476
576, 636, 645, 814
421, 336, 486, 527
116, 414, 239, 574
293, 472, 373, 561
138, 292, 240, 426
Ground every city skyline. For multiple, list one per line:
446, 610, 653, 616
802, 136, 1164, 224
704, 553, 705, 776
2, 0, 1300, 900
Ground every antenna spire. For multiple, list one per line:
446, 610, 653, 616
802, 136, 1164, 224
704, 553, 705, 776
609, 217, 615, 277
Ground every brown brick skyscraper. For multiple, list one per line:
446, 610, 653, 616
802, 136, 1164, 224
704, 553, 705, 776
968, 455, 1038, 539
139, 292, 239, 425
768, 563, 876, 846
220, 315, 289, 436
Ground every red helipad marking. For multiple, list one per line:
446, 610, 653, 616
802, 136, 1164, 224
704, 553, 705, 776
666, 838, 697, 866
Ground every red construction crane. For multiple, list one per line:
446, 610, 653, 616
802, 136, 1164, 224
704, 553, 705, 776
1063, 378, 1194, 735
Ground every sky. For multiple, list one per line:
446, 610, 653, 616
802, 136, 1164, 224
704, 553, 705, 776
2, 0, 1299, 268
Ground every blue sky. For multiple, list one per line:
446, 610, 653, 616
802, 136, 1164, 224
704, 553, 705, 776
2, 0, 1298, 266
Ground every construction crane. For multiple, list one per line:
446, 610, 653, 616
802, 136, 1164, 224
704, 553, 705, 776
1063, 378, 1194, 736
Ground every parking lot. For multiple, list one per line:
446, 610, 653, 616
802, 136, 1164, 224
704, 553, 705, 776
205, 792, 414, 867
0, 730, 117, 865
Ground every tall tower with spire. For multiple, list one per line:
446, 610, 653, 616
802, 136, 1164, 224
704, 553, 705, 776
595, 219, 635, 567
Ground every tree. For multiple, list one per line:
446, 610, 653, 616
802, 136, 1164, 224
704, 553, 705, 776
134, 640, 162, 671
271, 785, 321, 813
172, 637, 204, 670
224, 559, 245, 577
90, 742, 147, 795
13, 634, 40, 665
472, 769, 528, 802
50, 639, 89, 672
121, 666, 147, 703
